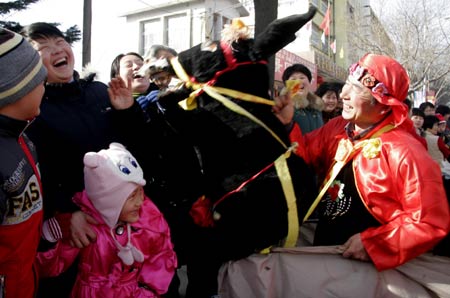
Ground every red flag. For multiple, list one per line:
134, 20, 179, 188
330, 39, 336, 54
320, 5, 331, 36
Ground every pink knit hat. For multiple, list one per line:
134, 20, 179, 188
83, 142, 146, 228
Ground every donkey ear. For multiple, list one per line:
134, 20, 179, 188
253, 5, 317, 59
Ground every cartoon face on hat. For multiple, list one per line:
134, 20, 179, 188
83, 143, 146, 228
348, 53, 410, 126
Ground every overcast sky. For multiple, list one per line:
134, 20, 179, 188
5, 0, 148, 82
6, 0, 384, 83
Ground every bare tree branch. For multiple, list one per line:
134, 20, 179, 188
351, 0, 450, 102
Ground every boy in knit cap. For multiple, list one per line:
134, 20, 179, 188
0, 28, 47, 298
37, 143, 177, 297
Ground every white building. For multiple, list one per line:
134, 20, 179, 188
120, 0, 387, 87
121, 0, 249, 56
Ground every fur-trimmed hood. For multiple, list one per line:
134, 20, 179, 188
294, 92, 324, 111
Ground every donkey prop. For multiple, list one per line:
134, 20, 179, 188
155, 6, 318, 262
152, 7, 450, 298
115, 7, 316, 298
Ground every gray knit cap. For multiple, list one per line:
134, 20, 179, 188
0, 28, 47, 108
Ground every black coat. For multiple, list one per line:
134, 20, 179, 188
161, 44, 317, 261
26, 73, 119, 218
111, 100, 204, 264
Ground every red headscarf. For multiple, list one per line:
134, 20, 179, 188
349, 53, 411, 128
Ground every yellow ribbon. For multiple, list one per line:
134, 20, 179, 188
210, 86, 275, 106
202, 85, 287, 149
302, 124, 395, 223
171, 56, 276, 111
275, 144, 299, 247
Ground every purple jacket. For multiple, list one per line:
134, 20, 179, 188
37, 191, 177, 298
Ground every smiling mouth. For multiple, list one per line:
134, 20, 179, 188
53, 57, 68, 67
343, 104, 353, 111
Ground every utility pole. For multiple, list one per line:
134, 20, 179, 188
82, 0, 92, 67
254, 0, 278, 94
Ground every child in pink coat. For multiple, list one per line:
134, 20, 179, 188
37, 143, 177, 297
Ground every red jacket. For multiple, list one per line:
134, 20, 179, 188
36, 192, 176, 298
0, 115, 43, 298
291, 115, 450, 270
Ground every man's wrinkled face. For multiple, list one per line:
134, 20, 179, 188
340, 76, 387, 130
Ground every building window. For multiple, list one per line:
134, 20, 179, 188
320, 0, 328, 13
348, 3, 355, 16
142, 19, 162, 56
311, 0, 319, 8
141, 12, 190, 56
312, 23, 331, 54
311, 24, 321, 48
165, 13, 190, 53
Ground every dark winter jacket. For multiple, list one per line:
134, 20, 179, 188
26, 72, 119, 218
111, 100, 204, 263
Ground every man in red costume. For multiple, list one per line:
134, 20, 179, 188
274, 53, 450, 270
